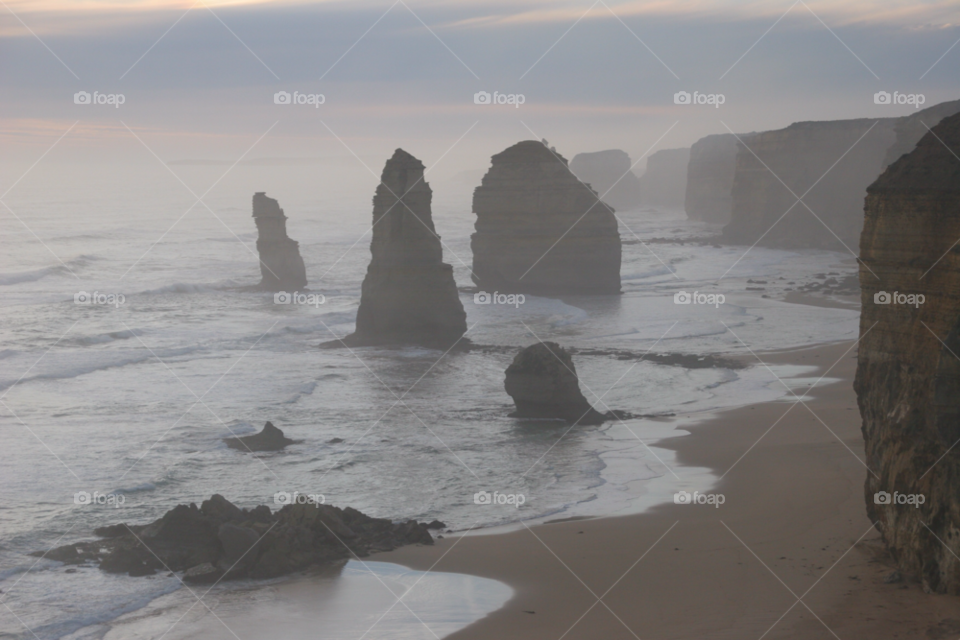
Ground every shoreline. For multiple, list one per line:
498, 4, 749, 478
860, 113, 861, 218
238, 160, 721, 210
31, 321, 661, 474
381, 340, 958, 639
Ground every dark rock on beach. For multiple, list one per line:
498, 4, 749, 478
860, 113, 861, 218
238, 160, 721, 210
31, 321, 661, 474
37, 494, 436, 583
504, 342, 607, 425
252, 192, 307, 292
224, 421, 298, 452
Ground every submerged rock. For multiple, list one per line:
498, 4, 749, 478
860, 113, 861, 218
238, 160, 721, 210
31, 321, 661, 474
39, 494, 435, 583
252, 192, 307, 292
856, 110, 960, 594
569, 149, 643, 211
471, 140, 621, 296
637, 148, 690, 209
504, 342, 606, 425
343, 149, 467, 348
224, 421, 298, 452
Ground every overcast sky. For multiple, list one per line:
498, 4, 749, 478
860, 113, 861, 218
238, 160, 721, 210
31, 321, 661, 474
1, 0, 958, 179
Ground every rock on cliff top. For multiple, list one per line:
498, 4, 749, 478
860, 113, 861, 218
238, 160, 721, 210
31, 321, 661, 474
342, 149, 467, 348
569, 149, 643, 211
252, 192, 307, 292
471, 140, 621, 296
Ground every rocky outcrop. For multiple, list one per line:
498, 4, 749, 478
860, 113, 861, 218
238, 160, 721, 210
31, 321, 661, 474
569, 149, 643, 211
685, 133, 746, 224
471, 140, 621, 295
224, 421, 298, 452
252, 192, 307, 291
855, 111, 960, 594
344, 149, 467, 348
39, 494, 434, 583
637, 148, 690, 209
504, 342, 606, 425
882, 99, 960, 167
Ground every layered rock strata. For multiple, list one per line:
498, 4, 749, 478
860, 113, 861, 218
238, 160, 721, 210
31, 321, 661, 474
471, 141, 621, 295
345, 149, 467, 348
569, 149, 643, 211
252, 192, 307, 291
504, 342, 607, 425
637, 148, 690, 209
40, 494, 434, 582
855, 111, 960, 594
684, 133, 745, 224
224, 421, 297, 452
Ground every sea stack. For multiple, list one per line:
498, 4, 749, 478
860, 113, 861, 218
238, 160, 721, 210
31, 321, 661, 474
637, 147, 690, 209
855, 111, 960, 594
345, 149, 467, 348
471, 140, 621, 296
684, 133, 744, 224
504, 342, 606, 425
224, 421, 297, 452
569, 149, 643, 211
252, 192, 307, 291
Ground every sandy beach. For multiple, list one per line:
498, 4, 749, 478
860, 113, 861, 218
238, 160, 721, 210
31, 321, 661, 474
384, 340, 959, 639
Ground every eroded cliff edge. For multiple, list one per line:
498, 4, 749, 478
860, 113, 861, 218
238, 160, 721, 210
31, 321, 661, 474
855, 110, 960, 594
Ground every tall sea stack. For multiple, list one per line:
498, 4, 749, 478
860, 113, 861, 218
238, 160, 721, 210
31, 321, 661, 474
855, 111, 960, 594
471, 140, 621, 296
637, 147, 690, 209
569, 149, 643, 211
345, 149, 467, 348
684, 133, 745, 224
252, 192, 307, 291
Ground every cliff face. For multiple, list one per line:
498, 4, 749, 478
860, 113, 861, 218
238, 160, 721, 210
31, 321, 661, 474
252, 192, 307, 291
722, 118, 898, 249
637, 148, 690, 209
471, 140, 621, 295
348, 149, 467, 348
855, 111, 960, 594
569, 149, 643, 211
685, 133, 743, 224
882, 99, 960, 167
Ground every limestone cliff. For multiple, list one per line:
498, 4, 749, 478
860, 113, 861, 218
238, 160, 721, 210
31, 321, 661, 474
882, 99, 960, 167
471, 140, 621, 295
637, 148, 690, 209
252, 192, 307, 291
855, 111, 960, 594
345, 149, 467, 348
685, 133, 746, 224
569, 149, 643, 211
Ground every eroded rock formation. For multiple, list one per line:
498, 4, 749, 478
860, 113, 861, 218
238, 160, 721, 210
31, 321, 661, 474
569, 149, 643, 211
637, 148, 690, 209
224, 421, 297, 452
252, 192, 307, 291
504, 342, 606, 425
344, 149, 466, 348
39, 494, 434, 582
882, 99, 960, 167
856, 111, 960, 594
685, 133, 746, 224
471, 141, 621, 295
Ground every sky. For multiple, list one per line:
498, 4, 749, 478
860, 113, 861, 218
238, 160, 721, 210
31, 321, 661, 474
1, 0, 958, 185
